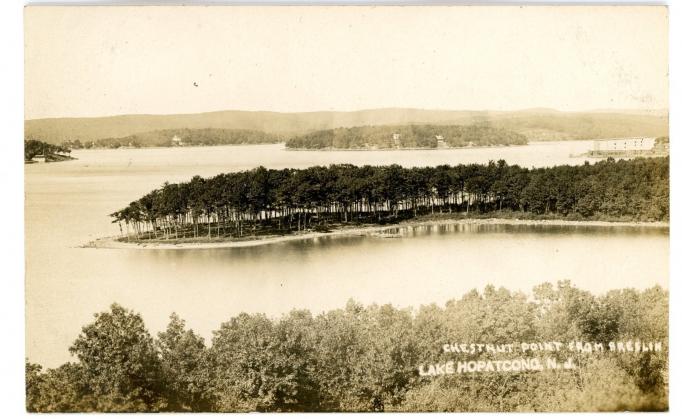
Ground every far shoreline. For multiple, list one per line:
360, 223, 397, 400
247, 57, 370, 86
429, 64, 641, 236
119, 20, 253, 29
283, 143, 529, 152
63, 140, 584, 153
84, 216, 669, 251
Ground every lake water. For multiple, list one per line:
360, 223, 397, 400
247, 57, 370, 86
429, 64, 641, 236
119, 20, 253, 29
25, 142, 669, 367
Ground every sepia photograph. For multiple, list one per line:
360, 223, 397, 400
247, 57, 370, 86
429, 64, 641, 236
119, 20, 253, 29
21, 3, 669, 413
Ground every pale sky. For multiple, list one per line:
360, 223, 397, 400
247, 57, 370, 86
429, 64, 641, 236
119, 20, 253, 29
24, 5, 668, 120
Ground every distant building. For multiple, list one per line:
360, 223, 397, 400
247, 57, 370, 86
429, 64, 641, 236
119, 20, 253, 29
392, 133, 401, 147
588, 137, 656, 157
592, 137, 654, 152
171, 135, 184, 146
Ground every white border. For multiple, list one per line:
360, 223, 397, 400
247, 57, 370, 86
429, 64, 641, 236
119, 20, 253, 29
2, 1, 678, 417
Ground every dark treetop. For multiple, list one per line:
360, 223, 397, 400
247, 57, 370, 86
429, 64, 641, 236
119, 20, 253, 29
24, 139, 73, 162
26, 281, 668, 412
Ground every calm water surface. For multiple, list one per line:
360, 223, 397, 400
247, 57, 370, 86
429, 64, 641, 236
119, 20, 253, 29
25, 142, 669, 367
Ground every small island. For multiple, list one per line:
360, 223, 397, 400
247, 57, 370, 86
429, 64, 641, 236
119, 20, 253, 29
284, 124, 528, 150
24, 139, 76, 163
56, 124, 527, 151
99, 157, 669, 248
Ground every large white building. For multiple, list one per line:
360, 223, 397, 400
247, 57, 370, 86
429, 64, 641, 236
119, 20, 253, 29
592, 137, 655, 152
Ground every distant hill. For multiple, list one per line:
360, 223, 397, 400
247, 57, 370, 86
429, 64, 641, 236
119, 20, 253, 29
488, 111, 669, 142
25, 108, 668, 145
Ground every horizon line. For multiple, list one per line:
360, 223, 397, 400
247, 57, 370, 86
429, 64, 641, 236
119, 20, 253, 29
24, 106, 670, 122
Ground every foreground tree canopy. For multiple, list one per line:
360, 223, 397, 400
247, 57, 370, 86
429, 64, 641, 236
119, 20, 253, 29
285, 124, 528, 149
26, 281, 668, 412
110, 157, 669, 241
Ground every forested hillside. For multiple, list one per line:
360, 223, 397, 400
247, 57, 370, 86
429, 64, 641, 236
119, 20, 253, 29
26, 281, 668, 412
489, 111, 668, 141
61, 128, 282, 149
285, 125, 527, 149
25, 108, 668, 145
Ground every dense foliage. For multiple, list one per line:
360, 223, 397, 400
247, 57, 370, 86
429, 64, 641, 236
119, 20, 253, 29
285, 125, 528, 149
25, 108, 668, 145
61, 128, 283, 149
110, 157, 669, 241
653, 136, 669, 153
26, 281, 668, 412
24, 139, 71, 162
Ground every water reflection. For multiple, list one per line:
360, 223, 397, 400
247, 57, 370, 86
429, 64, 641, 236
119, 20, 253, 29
24, 143, 668, 368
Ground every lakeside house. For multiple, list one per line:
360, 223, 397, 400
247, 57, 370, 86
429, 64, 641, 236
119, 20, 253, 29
392, 133, 401, 147
171, 135, 184, 146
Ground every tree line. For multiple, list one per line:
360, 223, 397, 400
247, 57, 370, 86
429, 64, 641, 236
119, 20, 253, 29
110, 157, 669, 242
61, 128, 283, 149
24, 139, 72, 162
285, 124, 528, 149
57, 124, 525, 150
26, 281, 668, 412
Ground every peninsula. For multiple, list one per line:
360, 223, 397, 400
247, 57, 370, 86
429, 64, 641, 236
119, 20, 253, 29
24, 139, 75, 163
102, 157, 669, 248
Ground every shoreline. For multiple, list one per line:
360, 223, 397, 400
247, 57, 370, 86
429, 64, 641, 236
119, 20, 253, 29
284, 143, 529, 152
68, 141, 564, 153
84, 217, 669, 250
70, 143, 528, 153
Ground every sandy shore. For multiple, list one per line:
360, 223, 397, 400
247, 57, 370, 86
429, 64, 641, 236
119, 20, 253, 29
84, 217, 669, 250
